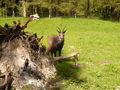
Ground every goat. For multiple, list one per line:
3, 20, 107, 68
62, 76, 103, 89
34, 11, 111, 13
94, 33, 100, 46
47, 27, 66, 56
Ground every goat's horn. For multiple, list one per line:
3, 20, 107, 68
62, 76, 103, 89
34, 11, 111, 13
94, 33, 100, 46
62, 26, 66, 31
63, 29, 67, 33
57, 29, 60, 33
57, 27, 61, 32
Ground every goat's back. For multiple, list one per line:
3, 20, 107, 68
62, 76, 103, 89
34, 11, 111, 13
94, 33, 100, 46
47, 35, 59, 47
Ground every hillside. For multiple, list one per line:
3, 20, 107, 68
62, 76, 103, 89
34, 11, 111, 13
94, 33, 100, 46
0, 17, 120, 90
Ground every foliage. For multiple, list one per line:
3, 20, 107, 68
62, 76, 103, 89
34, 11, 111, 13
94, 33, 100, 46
0, 0, 120, 20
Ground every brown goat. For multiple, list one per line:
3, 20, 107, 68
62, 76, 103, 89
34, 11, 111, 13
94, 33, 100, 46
47, 27, 66, 56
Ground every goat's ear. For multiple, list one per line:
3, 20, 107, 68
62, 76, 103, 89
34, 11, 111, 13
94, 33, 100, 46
63, 30, 67, 33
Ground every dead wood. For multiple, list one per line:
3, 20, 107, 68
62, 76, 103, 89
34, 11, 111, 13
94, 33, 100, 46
0, 16, 33, 37
53, 52, 79, 61
22, 16, 33, 29
0, 26, 8, 35
52, 52, 80, 65
0, 71, 13, 89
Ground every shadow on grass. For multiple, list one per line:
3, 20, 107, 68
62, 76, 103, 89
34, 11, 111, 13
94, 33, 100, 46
50, 58, 87, 90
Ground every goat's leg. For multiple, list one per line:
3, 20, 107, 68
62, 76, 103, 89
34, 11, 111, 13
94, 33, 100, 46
58, 49, 61, 56
46, 48, 50, 56
51, 52, 54, 57
54, 51, 57, 57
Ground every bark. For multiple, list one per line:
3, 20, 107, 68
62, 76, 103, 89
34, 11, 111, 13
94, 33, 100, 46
5, 7, 7, 17
49, 8, 52, 18
55, 8, 59, 17
53, 52, 79, 61
35, 5, 37, 14
41, 7, 43, 17
86, 0, 90, 17
33, 5, 34, 14
75, 13, 77, 18
12, 7, 15, 17
1, 9, 4, 17
22, 1, 26, 17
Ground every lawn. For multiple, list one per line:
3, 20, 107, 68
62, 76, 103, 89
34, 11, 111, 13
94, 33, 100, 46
0, 17, 120, 90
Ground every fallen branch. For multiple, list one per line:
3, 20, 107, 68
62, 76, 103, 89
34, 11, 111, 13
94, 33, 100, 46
21, 16, 34, 29
52, 52, 80, 66
53, 52, 79, 61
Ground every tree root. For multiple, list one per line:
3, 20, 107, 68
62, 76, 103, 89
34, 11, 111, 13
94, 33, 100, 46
0, 71, 13, 90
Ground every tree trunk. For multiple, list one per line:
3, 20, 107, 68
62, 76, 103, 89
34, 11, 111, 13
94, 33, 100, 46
55, 8, 57, 17
35, 5, 37, 14
86, 0, 90, 17
55, 0, 59, 17
12, 7, 15, 17
0, 9, 1, 17
75, 13, 77, 18
41, 7, 43, 17
5, 7, 7, 17
2, 8, 4, 17
22, 1, 26, 17
49, 8, 52, 18
64, 12, 66, 16
55, 7, 59, 17
33, 5, 34, 14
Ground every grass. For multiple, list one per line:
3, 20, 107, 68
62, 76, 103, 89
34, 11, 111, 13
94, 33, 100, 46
0, 17, 120, 90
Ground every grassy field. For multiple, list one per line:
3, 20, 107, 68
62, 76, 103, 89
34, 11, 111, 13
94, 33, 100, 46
0, 17, 120, 90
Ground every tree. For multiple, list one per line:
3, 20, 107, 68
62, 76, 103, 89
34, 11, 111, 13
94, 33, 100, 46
0, 0, 120, 21
40, 0, 56, 18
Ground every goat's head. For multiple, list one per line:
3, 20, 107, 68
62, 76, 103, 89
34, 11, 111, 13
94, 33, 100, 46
57, 26, 67, 39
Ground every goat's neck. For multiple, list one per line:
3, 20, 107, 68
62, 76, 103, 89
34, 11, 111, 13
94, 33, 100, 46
58, 36, 64, 42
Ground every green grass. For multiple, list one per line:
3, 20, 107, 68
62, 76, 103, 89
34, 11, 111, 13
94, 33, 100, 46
0, 17, 120, 90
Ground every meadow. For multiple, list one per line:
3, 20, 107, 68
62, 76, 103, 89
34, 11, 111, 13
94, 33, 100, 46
0, 17, 120, 90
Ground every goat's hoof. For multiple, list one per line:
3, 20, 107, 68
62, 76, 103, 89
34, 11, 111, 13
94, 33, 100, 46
72, 63, 81, 68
